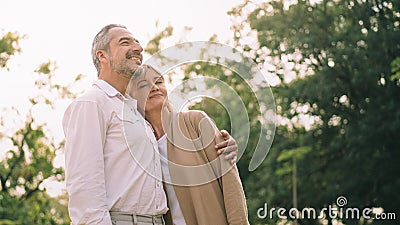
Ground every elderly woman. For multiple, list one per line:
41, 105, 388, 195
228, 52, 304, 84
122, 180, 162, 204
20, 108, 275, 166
126, 64, 249, 225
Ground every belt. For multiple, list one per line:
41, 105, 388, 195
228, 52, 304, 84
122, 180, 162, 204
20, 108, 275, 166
110, 212, 165, 225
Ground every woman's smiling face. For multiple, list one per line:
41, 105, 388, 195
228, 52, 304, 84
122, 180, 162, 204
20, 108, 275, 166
129, 66, 167, 115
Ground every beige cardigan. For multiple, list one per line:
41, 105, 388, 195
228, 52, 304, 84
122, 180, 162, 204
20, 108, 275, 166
163, 110, 249, 225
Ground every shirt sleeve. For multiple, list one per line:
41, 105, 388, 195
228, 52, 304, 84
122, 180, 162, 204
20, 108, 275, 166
62, 100, 112, 225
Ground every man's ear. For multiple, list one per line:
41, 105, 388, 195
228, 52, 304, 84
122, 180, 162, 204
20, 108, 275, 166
96, 50, 108, 63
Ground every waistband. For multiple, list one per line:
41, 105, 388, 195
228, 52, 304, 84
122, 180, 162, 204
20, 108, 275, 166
110, 211, 165, 225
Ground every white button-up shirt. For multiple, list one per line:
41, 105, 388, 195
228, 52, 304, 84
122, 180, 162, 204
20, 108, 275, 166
62, 80, 167, 225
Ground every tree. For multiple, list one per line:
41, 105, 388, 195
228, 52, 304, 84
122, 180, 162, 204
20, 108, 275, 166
227, 0, 400, 224
0, 32, 81, 224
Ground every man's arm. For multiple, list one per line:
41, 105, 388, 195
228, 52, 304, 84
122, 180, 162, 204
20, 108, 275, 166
215, 130, 238, 164
63, 101, 111, 225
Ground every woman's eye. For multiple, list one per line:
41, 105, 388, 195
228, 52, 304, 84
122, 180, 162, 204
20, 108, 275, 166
155, 79, 164, 84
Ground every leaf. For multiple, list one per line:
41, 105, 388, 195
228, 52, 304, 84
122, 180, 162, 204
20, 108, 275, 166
276, 146, 312, 162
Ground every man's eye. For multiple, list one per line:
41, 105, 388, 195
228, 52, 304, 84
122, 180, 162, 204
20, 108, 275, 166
121, 42, 129, 45
139, 84, 148, 88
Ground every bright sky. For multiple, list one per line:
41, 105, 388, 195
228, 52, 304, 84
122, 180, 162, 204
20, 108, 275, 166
0, 0, 245, 196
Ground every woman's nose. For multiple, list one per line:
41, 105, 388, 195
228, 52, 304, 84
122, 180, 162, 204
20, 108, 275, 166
151, 84, 160, 91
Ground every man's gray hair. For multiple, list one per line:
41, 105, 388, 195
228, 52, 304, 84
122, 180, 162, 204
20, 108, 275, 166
91, 24, 127, 75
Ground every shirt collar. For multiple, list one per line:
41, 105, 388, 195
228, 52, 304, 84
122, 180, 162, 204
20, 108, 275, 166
124, 94, 138, 109
93, 79, 139, 112
93, 79, 121, 97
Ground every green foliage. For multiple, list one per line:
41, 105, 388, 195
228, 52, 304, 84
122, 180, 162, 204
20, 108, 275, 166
226, 0, 400, 224
145, 25, 173, 55
0, 108, 69, 225
0, 32, 23, 70
182, 61, 265, 179
391, 56, 400, 85
0, 37, 82, 224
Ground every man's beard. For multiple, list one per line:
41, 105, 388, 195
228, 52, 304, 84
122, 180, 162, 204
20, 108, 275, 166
110, 56, 137, 78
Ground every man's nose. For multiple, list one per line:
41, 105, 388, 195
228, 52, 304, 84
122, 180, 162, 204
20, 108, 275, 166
133, 42, 143, 52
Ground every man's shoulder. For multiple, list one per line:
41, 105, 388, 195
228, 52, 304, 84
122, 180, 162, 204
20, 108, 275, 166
65, 84, 113, 115
74, 85, 106, 103
77, 78, 120, 101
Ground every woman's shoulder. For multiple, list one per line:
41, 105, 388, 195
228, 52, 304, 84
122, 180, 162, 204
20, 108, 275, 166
178, 110, 208, 121
176, 110, 217, 139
